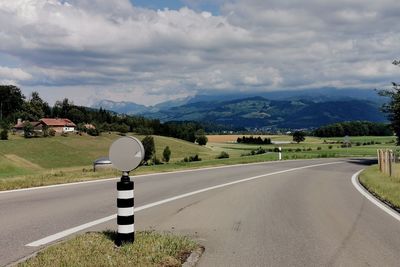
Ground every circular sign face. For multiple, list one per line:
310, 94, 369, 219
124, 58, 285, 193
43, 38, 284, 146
109, 136, 145, 172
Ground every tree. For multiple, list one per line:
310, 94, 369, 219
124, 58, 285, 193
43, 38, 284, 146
293, 131, 305, 143
23, 122, 34, 138
378, 60, 400, 145
0, 85, 25, 121
67, 108, 85, 123
142, 135, 155, 163
0, 121, 9, 140
25, 91, 50, 120
195, 129, 208, 146
162, 146, 171, 162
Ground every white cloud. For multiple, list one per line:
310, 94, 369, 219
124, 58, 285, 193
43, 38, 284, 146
0, 66, 32, 81
0, 0, 399, 105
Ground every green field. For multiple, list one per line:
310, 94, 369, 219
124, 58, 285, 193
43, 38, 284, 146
0, 133, 396, 190
0, 133, 214, 176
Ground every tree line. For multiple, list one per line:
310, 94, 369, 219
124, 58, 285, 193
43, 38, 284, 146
237, 136, 272, 145
313, 121, 392, 137
0, 85, 207, 144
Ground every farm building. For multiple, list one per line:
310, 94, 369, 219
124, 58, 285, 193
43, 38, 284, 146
40, 118, 76, 133
13, 118, 76, 134
13, 119, 43, 134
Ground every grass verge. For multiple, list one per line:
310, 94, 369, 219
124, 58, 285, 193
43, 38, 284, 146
359, 164, 400, 209
19, 231, 200, 267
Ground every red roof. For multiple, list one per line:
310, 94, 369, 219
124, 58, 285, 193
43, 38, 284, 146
40, 118, 76, 127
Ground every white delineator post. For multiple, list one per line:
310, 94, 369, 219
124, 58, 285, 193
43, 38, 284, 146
117, 171, 134, 245
278, 147, 282, 160
109, 136, 144, 246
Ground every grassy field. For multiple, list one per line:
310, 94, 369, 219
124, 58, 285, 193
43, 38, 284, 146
19, 231, 200, 267
0, 132, 396, 190
359, 164, 400, 209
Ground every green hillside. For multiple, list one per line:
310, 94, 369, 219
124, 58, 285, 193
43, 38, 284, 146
0, 133, 214, 179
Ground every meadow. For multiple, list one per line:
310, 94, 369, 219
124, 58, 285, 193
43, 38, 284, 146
0, 132, 396, 190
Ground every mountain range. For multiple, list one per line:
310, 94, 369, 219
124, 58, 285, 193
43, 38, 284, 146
92, 88, 388, 129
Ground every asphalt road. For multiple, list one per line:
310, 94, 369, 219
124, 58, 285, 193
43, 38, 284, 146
1, 158, 400, 266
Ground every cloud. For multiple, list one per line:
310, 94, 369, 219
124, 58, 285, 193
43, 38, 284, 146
0, 66, 32, 85
0, 0, 399, 105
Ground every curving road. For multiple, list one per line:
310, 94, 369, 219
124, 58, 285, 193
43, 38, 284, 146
1, 158, 400, 266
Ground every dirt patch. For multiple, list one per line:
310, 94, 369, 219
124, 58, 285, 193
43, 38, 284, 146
4, 154, 43, 170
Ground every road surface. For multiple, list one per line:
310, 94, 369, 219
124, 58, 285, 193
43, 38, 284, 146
1, 158, 400, 266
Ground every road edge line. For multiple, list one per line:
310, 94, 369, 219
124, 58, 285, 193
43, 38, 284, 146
25, 161, 342, 247
351, 170, 400, 223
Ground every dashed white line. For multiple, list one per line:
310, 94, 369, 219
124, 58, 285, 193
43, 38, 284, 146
25, 161, 342, 247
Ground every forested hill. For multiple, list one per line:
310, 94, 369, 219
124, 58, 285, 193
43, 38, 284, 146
141, 96, 386, 129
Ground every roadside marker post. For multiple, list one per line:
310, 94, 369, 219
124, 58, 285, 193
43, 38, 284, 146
109, 136, 145, 246
278, 147, 282, 160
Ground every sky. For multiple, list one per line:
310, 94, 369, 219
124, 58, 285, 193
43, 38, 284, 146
0, 0, 399, 106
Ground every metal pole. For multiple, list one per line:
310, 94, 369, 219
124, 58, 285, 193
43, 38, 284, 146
117, 171, 134, 245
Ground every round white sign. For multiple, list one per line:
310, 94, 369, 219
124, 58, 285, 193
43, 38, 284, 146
109, 136, 145, 171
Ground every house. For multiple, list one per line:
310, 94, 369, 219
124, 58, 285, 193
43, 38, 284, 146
40, 118, 76, 133
13, 119, 43, 134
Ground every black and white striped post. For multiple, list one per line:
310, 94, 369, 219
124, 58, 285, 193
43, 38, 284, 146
117, 171, 134, 245
109, 136, 144, 246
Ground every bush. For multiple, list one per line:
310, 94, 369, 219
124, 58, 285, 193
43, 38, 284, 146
0, 129, 8, 140
196, 135, 208, 146
295, 148, 302, 152
328, 145, 333, 149
162, 146, 171, 163
183, 154, 202, 162
356, 142, 361, 146
49, 128, 56, 136
142, 136, 155, 163
151, 156, 163, 165
317, 147, 321, 150
87, 128, 100, 136
61, 132, 69, 137
23, 122, 34, 138
292, 131, 306, 143
116, 123, 129, 135
307, 147, 312, 151
42, 125, 49, 137
216, 151, 230, 159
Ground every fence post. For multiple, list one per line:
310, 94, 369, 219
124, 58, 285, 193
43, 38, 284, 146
377, 149, 381, 172
389, 150, 392, 177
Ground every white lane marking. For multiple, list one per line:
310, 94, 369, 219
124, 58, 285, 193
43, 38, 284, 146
352, 170, 400, 222
1, 158, 338, 194
26, 161, 342, 247
26, 214, 116, 247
